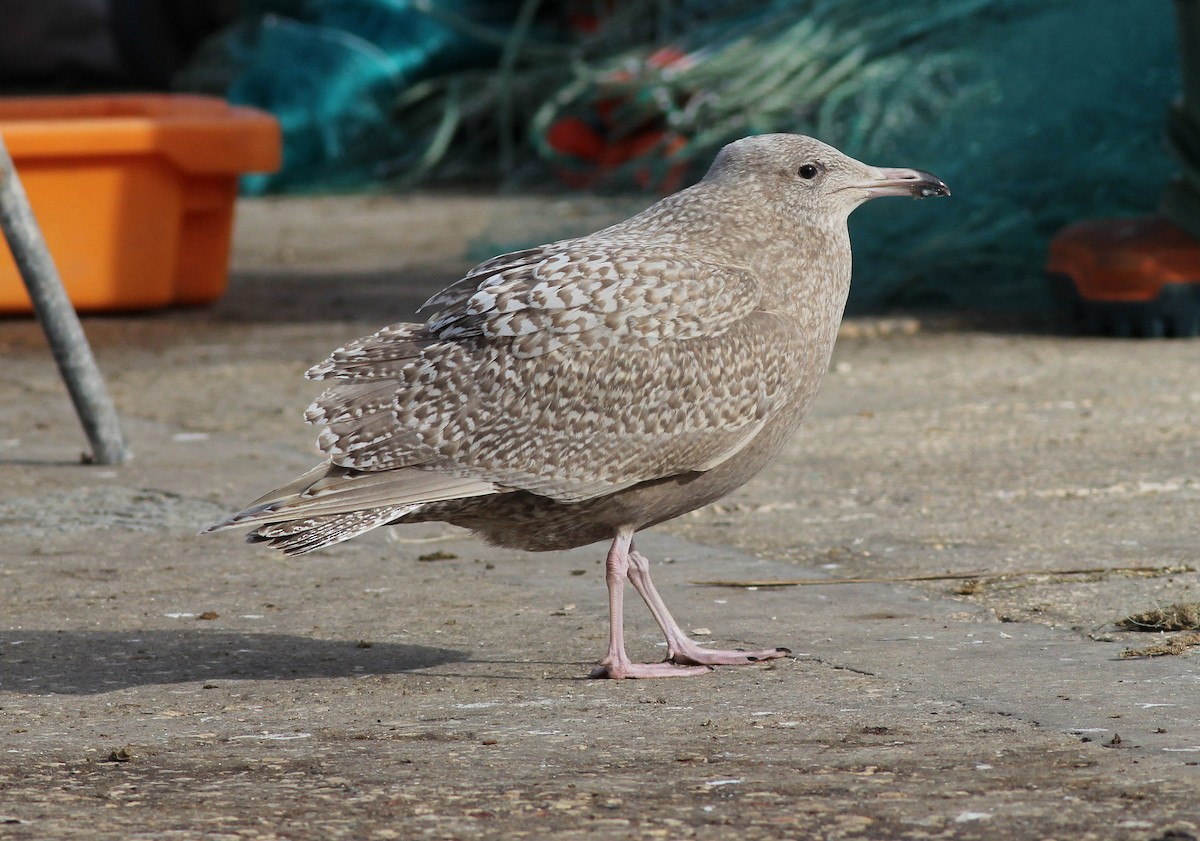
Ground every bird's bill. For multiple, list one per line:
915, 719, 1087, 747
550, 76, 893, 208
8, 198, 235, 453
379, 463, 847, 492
852, 167, 950, 199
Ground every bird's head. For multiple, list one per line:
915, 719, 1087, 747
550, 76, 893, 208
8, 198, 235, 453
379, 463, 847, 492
703, 134, 949, 222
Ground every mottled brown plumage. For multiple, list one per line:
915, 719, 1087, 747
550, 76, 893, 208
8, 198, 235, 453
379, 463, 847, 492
205, 134, 948, 678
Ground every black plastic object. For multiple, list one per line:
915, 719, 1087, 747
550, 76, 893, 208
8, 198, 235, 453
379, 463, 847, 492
1047, 272, 1200, 338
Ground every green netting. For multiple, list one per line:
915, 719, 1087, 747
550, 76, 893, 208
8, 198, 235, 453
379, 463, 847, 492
178, 0, 517, 191
177, 0, 1179, 311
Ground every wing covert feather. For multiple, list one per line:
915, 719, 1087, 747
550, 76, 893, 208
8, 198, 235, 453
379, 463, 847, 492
302, 243, 806, 502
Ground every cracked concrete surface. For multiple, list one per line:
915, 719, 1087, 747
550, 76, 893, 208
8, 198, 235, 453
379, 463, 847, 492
1, 193, 1198, 839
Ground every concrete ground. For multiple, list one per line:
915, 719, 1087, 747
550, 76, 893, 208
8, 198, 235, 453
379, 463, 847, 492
1, 193, 1198, 840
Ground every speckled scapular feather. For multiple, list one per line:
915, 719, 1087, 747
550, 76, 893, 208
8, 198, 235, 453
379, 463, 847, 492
205, 134, 948, 679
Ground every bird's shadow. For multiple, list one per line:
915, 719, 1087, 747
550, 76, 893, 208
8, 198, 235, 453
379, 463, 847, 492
0, 630, 467, 695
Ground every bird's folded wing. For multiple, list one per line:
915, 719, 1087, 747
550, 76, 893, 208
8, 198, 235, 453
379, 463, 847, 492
302, 244, 807, 502
426, 244, 762, 357
312, 242, 763, 376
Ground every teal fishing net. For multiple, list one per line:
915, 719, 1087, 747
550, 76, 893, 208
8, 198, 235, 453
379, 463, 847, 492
178, 0, 1178, 311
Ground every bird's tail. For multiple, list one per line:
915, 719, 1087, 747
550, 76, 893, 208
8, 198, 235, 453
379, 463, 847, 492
246, 506, 415, 555
201, 462, 501, 554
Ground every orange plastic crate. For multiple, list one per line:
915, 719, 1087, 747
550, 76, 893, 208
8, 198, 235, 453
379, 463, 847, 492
0, 94, 280, 313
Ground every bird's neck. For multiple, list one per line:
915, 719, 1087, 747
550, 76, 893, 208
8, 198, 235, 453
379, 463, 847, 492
627, 186, 854, 331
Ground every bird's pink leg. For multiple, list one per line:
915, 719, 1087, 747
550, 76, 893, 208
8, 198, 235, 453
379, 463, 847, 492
590, 530, 712, 679
626, 544, 790, 667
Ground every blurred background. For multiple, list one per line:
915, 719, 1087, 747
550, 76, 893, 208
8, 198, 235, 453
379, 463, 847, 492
0, 0, 1178, 313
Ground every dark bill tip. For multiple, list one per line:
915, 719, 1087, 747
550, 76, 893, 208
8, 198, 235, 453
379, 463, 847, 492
863, 167, 950, 199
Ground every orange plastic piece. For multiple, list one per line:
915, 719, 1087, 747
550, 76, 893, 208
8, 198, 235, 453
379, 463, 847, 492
1045, 216, 1200, 302
0, 94, 280, 313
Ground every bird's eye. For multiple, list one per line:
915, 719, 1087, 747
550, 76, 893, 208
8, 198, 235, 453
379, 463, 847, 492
798, 163, 821, 180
